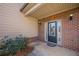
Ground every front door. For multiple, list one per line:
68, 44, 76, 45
48, 21, 57, 43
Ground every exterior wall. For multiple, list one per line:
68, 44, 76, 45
27, 37, 38, 43
38, 7, 79, 51
38, 22, 45, 41
0, 4, 38, 39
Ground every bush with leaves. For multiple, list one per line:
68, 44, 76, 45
0, 35, 27, 55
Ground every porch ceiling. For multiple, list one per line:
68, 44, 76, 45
21, 3, 79, 19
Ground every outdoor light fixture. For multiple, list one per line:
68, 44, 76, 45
38, 22, 41, 25
69, 14, 73, 21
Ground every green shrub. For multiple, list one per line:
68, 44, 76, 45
0, 35, 27, 55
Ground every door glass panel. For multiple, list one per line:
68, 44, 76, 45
49, 22, 55, 36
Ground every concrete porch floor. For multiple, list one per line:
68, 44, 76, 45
28, 42, 79, 56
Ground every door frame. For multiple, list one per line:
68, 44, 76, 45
44, 20, 62, 46
48, 21, 57, 43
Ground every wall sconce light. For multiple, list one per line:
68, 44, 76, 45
38, 22, 41, 25
69, 14, 73, 21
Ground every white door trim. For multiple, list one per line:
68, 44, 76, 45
44, 20, 62, 46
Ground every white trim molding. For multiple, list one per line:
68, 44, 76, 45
25, 3, 42, 15
44, 20, 62, 46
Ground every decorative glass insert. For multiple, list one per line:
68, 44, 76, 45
49, 22, 56, 36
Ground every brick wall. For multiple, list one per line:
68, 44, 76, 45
27, 36, 38, 43
38, 7, 79, 51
